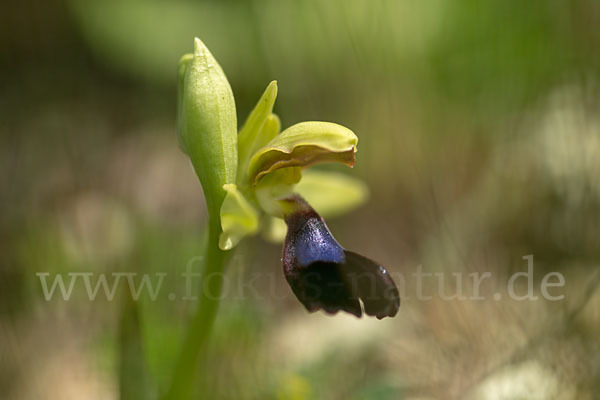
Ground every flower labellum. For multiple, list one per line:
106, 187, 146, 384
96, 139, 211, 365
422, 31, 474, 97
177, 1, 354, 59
281, 196, 400, 319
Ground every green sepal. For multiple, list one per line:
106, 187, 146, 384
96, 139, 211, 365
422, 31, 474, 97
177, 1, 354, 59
261, 216, 288, 244
219, 184, 260, 250
248, 121, 358, 184
295, 170, 369, 218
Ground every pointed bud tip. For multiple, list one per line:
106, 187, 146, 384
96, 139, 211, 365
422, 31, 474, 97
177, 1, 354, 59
193, 37, 211, 58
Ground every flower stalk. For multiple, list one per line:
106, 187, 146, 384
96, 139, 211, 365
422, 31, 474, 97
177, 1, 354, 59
165, 216, 231, 400
166, 38, 238, 400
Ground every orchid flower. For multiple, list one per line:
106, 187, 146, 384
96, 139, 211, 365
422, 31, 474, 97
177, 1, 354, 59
281, 196, 399, 318
177, 38, 399, 319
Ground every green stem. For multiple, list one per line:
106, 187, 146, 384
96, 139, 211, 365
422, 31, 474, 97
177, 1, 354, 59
164, 215, 232, 400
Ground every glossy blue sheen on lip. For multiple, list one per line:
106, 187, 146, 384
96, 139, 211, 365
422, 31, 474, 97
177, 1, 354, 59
281, 195, 400, 319
294, 217, 345, 267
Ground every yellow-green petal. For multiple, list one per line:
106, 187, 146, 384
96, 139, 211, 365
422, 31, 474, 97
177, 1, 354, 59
239, 113, 281, 186
219, 184, 259, 250
259, 114, 281, 147
248, 121, 358, 184
237, 81, 279, 185
295, 170, 369, 218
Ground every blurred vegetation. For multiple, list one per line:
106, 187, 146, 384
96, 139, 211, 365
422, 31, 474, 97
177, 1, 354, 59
2, 0, 600, 399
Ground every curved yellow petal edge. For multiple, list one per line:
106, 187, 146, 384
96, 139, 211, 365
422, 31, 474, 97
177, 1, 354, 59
247, 121, 358, 184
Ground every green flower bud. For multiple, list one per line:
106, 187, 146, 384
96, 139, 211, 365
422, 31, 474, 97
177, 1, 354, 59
178, 38, 237, 216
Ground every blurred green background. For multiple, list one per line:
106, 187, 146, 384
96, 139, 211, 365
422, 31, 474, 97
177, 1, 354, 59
2, 0, 600, 399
